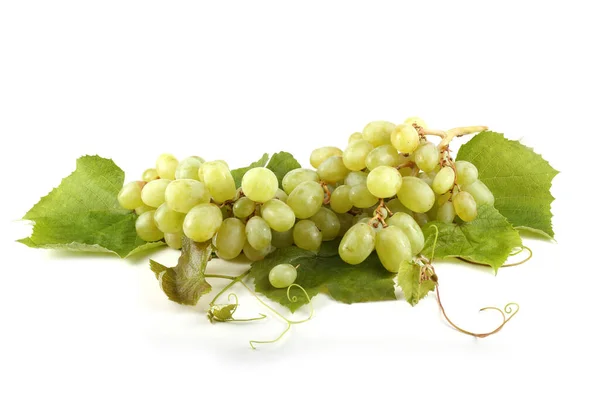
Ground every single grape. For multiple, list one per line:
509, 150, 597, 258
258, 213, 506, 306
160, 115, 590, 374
365, 144, 402, 170
349, 183, 379, 208
455, 161, 478, 186
245, 216, 272, 251
118, 181, 145, 210
141, 179, 171, 208
310, 146, 343, 169
462, 180, 494, 205
362, 121, 395, 147
413, 212, 429, 226
336, 212, 354, 237
241, 167, 278, 203
183, 203, 223, 243
351, 212, 369, 225
453, 191, 477, 222
282, 168, 320, 195
156, 154, 179, 180
142, 168, 159, 182
135, 211, 164, 242
164, 232, 183, 250
154, 203, 185, 233
414, 142, 439, 172
396, 176, 435, 213
375, 226, 413, 272
343, 140, 374, 171
317, 156, 350, 183
418, 171, 436, 187
432, 166, 456, 195
135, 204, 155, 215
366, 166, 402, 198
330, 185, 353, 213
175, 156, 203, 180
216, 218, 246, 260
348, 132, 364, 144
271, 228, 294, 248
310, 207, 340, 241
273, 188, 289, 203
293, 220, 323, 252
385, 212, 425, 255
233, 197, 256, 219
202, 161, 237, 203
338, 223, 376, 265
287, 181, 324, 219
386, 198, 412, 215
243, 240, 273, 261
344, 171, 368, 187
436, 201, 456, 223
391, 124, 420, 154
404, 116, 427, 129
261, 199, 296, 232
268, 264, 298, 288
165, 179, 211, 213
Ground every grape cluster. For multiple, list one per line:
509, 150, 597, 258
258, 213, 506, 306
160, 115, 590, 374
117, 117, 494, 287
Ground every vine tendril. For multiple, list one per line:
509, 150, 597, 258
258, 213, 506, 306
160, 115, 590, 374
456, 246, 533, 268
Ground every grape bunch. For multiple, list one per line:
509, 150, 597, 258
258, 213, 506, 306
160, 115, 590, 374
117, 117, 493, 287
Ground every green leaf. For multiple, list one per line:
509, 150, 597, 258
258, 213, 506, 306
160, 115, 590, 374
19, 155, 163, 258
250, 240, 396, 312
457, 131, 559, 238
422, 205, 522, 273
149, 237, 212, 306
231, 153, 269, 188
265, 152, 302, 187
397, 261, 436, 306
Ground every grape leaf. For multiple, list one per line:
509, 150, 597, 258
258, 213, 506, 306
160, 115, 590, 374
149, 237, 212, 306
231, 153, 269, 188
265, 152, 302, 187
250, 241, 396, 312
18, 155, 164, 258
457, 131, 559, 238
421, 205, 522, 273
397, 261, 436, 306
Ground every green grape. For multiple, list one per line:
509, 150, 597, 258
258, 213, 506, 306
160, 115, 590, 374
414, 142, 439, 172
349, 183, 379, 208
164, 232, 183, 250
271, 228, 294, 248
365, 144, 402, 170
183, 203, 223, 243
338, 223, 376, 265
453, 191, 478, 222
351, 212, 369, 225
165, 179, 211, 213
342, 140, 374, 171
310, 207, 340, 241
455, 161, 478, 186
273, 188, 288, 203
142, 168, 159, 182
202, 161, 237, 203
135, 204, 155, 215
135, 211, 164, 242
154, 203, 185, 233
243, 240, 272, 261
245, 216, 272, 251
310, 146, 343, 169
437, 201, 456, 223
375, 226, 413, 272
462, 180, 494, 205
175, 156, 203, 180
413, 212, 430, 226
287, 181, 324, 219
432, 166, 456, 195
399, 167, 414, 177
118, 181, 145, 210
330, 185, 353, 213
344, 171, 368, 187
386, 212, 424, 255
141, 179, 171, 208
233, 197, 256, 219
386, 198, 412, 215
397, 176, 435, 213
366, 166, 402, 198
362, 121, 395, 147
241, 167, 278, 203
391, 124, 420, 154
282, 168, 320, 195
261, 199, 296, 232
404, 116, 427, 129
317, 156, 350, 183
348, 132, 364, 144
156, 154, 179, 180
293, 220, 323, 252
418, 171, 436, 187
336, 212, 353, 237
268, 264, 298, 288
216, 218, 246, 260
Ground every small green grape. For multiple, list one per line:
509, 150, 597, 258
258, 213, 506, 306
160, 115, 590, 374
135, 211, 164, 242
391, 124, 420, 154
293, 220, 323, 252
242, 167, 279, 203
118, 181, 145, 210
156, 154, 179, 180
310, 146, 343, 169
268, 264, 298, 288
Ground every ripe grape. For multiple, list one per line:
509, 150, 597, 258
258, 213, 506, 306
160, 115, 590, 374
366, 166, 402, 198
404, 116, 427, 129
156, 154, 179, 180
344, 171, 368, 187
413, 212, 430, 226
141, 179, 171, 208
386, 198, 412, 215
349, 183, 379, 208
414, 142, 439, 172
242, 167, 278, 203
282, 168, 320, 195
135, 204, 155, 215
455, 161, 478, 186
165, 179, 211, 213
391, 124, 420, 154
245, 216, 272, 250
348, 132, 364, 144
175, 156, 203, 180
337, 212, 354, 236
233, 197, 256, 219
183, 203, 223, 243
436, 201, 456, 223
202, 161, 237, 203
135, 211, 164, 242
343, 140, 374, 171
432, 166, 456, 195
375, 226, 413, 272
453, 191, 477, 222
273, 188, 289, 203
271, 228, 294, 248
243, 240, 272, 261
462, 180, 494, 205
330, 185, 353, 213
362, 121, 395, 147
386, 212, 425, 255
365, 144, 402, 170
268, 264, 298, 288
396, 176, 435, 213
310, 146, 343, 168
164, 232, 183, 250
339, 223, 376, 265
118, 181, 145, 210
317, 156, 350, 183
287, 181, 324, 219
154, 203, 185, 233
142, 168, 159, 182
216, 218, 246, 260
310, 207, 341, 241
261, 199, 296, 232
293, 220, 323, 252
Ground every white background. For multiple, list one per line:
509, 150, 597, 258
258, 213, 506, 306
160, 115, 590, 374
1, 1, 598, 399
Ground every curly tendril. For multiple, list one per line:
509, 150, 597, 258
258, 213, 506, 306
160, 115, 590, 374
207, 292, 267, 323
457, 246, 533, 268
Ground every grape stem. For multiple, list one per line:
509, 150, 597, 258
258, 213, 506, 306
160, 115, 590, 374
208, 270, 250, 307
414, 124, 488, 149
320, 181, 332, 204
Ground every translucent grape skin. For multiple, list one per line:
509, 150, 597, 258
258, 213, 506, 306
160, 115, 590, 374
261, 199, 296, 232
165, 179, 211, 213
455, 161, 478, 186
233, 197, 256, 219
343, 140, 374, 171
344, 171, 368, 187
241, 167, 278, 203
453, 191, 478, 222
310, 207, 340, 241
366, 166, 402, 198
216, 218, 246, 260
293, 220, 323, 252
202, 161, 237, 203
414, 142, 439, 172
154, 203, 185, 233
375, 226, 413, 272
462, 180, 494, 205
245, 216, 272, 251
348, 132, 364, 144
365, 144, 402, 170
432, 166, 456, 195
310, 146, 343, 169
243, 240, 272, 261
397, 176, 435, 213
175, 156, 203, 180
349, 183, 379, 208
135, 204, 155, 215
271, 228, 294, 248
362, 121, 395, 147
404, 116, 427, 129
330, 185, 353, 213
339, 223, 376, 265
135, 211, 164, 242
118, 181, 145, 210
436, 201, 456, 223
386, 198, 412, 215
164, 232, 183, 250
142, 168, 159, 182
317, 156, 350, 183
156, 154, 179, 180
386, 212, 425, 255
141, 179, 171, 208
268, 264, 298, 288
391, 124, 420, 154
287, 181, 324, 219
274, 188, 289, 203
282, 168, 320, 195
183, 203, 223, 243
